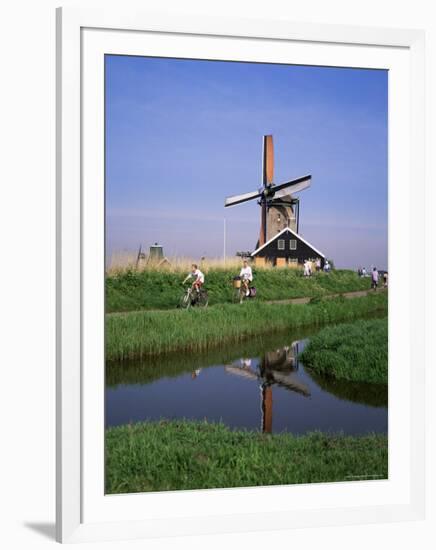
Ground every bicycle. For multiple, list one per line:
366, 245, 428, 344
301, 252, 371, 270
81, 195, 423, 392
179, 286, 209, 309
232, 276, 255, 304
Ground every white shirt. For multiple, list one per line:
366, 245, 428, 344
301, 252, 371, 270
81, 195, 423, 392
240, 266, 253, 282
189, 269, 204, 283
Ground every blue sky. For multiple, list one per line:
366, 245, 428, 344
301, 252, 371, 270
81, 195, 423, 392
106, 55, 388, 269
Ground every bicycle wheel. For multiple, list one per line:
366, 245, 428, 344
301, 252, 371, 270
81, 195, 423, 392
232, 288, 241, 304
179, 291, 191, 309
197, 290, 209, 308
233, 288, 244, 304
239, 288, 247, 304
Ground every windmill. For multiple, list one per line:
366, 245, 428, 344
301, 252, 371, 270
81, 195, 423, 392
224, 135, 311, 247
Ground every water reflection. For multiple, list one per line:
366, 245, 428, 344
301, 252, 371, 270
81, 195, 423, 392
106, 325, 388, 435
225, 342, 310, 433
308, 370, 388, 408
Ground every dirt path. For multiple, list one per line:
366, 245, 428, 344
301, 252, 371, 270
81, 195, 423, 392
269, 288, 385, 306
108, 288, 387, 316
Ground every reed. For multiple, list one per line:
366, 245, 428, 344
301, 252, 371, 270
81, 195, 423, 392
107, 254, 247, 276
105, 420, 388, 494
106, 292, 388, 361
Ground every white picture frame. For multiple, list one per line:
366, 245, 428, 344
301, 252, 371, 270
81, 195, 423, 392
56, 6, 426, 544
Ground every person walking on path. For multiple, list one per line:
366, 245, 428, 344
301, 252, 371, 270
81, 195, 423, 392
371, 267, 379, 291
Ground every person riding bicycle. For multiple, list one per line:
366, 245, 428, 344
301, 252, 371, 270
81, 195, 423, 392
183, 264, 205, 294
239, 259, 253, 297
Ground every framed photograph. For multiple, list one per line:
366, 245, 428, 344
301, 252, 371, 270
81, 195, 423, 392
56, 6, 426, 543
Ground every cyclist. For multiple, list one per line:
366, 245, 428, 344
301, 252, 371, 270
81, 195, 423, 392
239, 259, 253, 297
183, 264, 205, 294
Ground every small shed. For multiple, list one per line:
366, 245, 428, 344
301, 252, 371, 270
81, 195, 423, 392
135, 242, 171, 269
251, 227, 325, 268
147, 243, 171, 266
148, 243, 164, 261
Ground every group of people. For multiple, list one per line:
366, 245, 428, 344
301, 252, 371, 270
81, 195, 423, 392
303, 258, 330, 277
184, 256, 333, 296
183, 260, 387, 302
183, 259, 253, 297
358, 266, 388, 290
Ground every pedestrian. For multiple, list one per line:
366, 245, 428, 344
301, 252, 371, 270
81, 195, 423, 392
323, 260, 330, 273
316, 258, 321, 272
303, 260, 311, 277
371, 267, 379, 290
362, 266, 367, 277
383, 272, 388, 288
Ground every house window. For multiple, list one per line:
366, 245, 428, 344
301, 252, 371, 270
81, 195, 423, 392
289, 239, 297, 250
277, 239, 285, 250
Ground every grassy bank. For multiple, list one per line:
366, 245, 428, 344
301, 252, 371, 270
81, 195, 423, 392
300, 318, 388, 384
106, 267, 370, 312
105, 420, 388, 493
106, 292, 387, 360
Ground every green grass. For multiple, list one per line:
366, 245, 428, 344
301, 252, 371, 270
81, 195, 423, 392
105, 420, 388, 493
106, 268, 371, 312
299, 318, 388, 384
106, 292, 387, 361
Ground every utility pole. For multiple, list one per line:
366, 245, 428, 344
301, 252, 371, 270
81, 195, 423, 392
223, 218, 226, 264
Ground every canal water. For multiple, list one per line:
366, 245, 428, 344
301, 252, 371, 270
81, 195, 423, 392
106, 326, 388, 435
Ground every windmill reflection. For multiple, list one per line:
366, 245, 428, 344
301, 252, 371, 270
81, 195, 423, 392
225, 341, 310, 433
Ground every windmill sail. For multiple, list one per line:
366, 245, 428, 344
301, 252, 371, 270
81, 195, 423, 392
260, 135, 274, 245
224, 189, 261, 207
270, 175, 312, 199
263, 135, 274, 185
224, 175, 311, 207
223, 134, 312, 244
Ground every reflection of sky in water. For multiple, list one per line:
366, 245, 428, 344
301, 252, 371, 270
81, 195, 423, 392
106, 337, 388, 436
